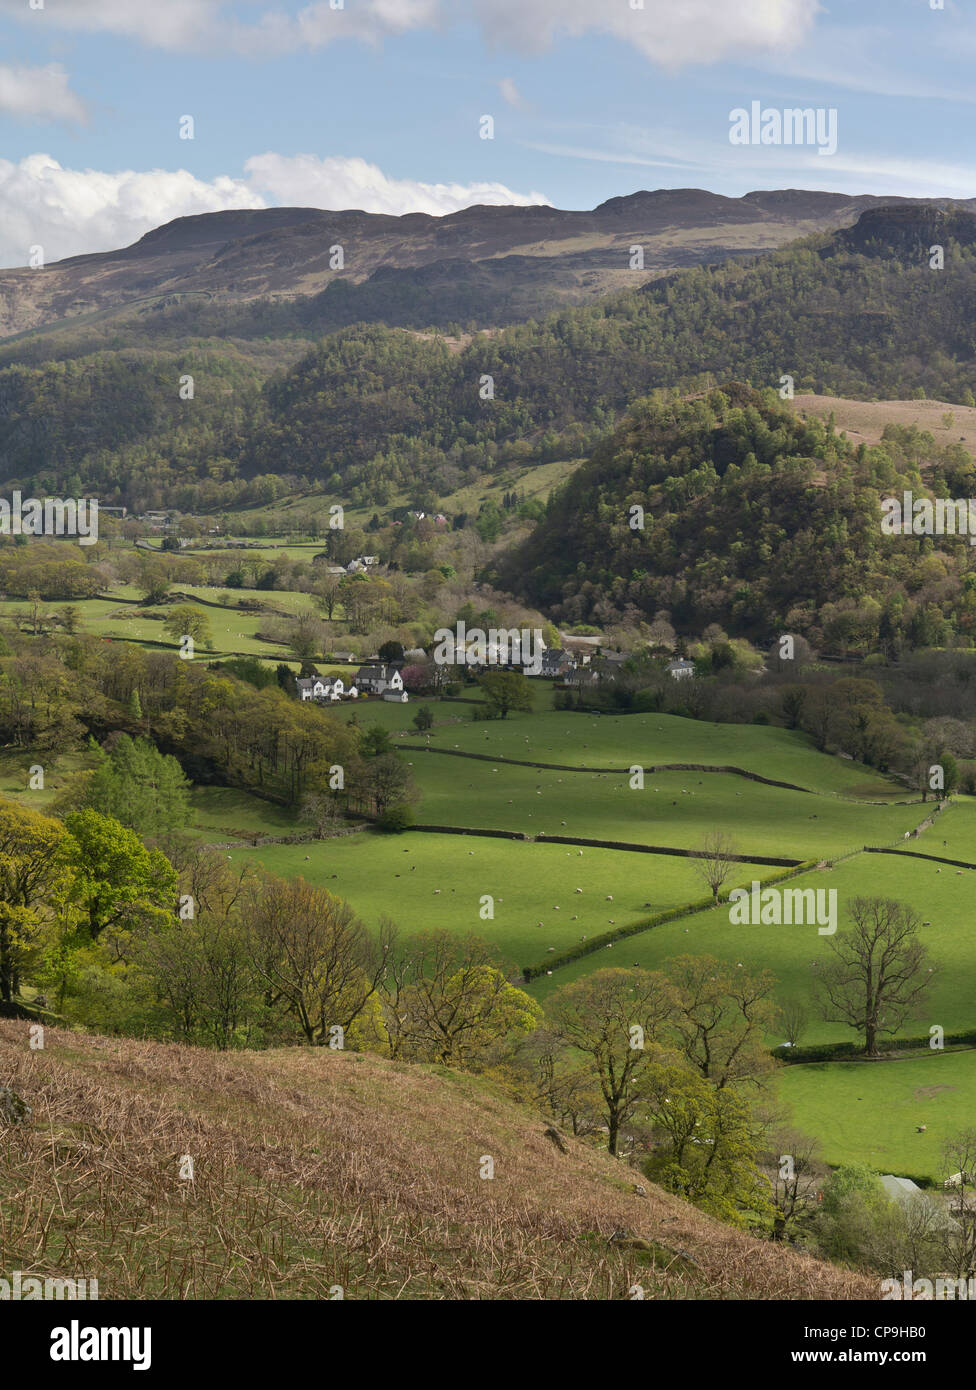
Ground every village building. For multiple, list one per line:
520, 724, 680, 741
540, 649, 578, 679
296, 675, 348, 702
355, 663, 404, 696
667, 658, 696, 680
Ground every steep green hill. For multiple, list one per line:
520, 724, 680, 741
493, 384, 976, 640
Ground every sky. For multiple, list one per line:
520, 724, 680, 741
0, 0, 973, 266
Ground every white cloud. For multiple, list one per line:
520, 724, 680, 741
0, 155, 263, 268
466, 0, 820, 68
0, 0, 221, 49
264, 0, 443, 54
522, 139, 705, 173
0, 0, 821, 65
0, 151, 548, 268
243, 151, 548, 215
0, 0, 443, 54
0, 64, 88, 123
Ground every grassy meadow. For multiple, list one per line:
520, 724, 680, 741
5, 586, 973, 1182
404, 753, 925, 859
400, 709, 907, 799
229, 833, 777, 969
776, 1049, 976, 1180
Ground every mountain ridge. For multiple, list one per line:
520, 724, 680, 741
3, 187, 973, 341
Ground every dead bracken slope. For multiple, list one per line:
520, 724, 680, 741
0, 1021, 875, 1300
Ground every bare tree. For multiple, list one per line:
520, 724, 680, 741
780, 999, 808, 1049
512, 1026, 603, 1138
769, 1129, 822, 1242
299, 791, 344, 838
545, 967, 678, 1156
137, 911, 255, 1049
244, 875, 394, 1045
812, 897, 934, 1057
693, 830, 739, 903
665, 953, 779, 1089
382, 931, 537, 1067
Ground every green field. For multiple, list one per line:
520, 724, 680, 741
534, 852, 976, 1033
405, 753, 925, 860
0, 747, 93, 811
188, 786, 301, 839
917, 795, 976, 863
776, 1049, 976, 1179
0, 582, 330, 663
401, 709, 907, 800
230, 833, 775, 969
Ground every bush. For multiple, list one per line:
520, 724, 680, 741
376, 804, 414, 833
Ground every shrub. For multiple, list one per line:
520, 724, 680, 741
376, 804, 414, 833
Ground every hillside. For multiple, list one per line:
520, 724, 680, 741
165, 204, 976, 499
795, 392, 976, 457
6, 201, 976, 516
0, 188, 953, 343
493, 383, 976, 640
0, 1019, 874, 1300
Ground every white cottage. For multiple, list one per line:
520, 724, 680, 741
355, 664, 403, 695
296, 675, 345, 702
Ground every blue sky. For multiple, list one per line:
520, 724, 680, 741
0, 0, 973, 265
